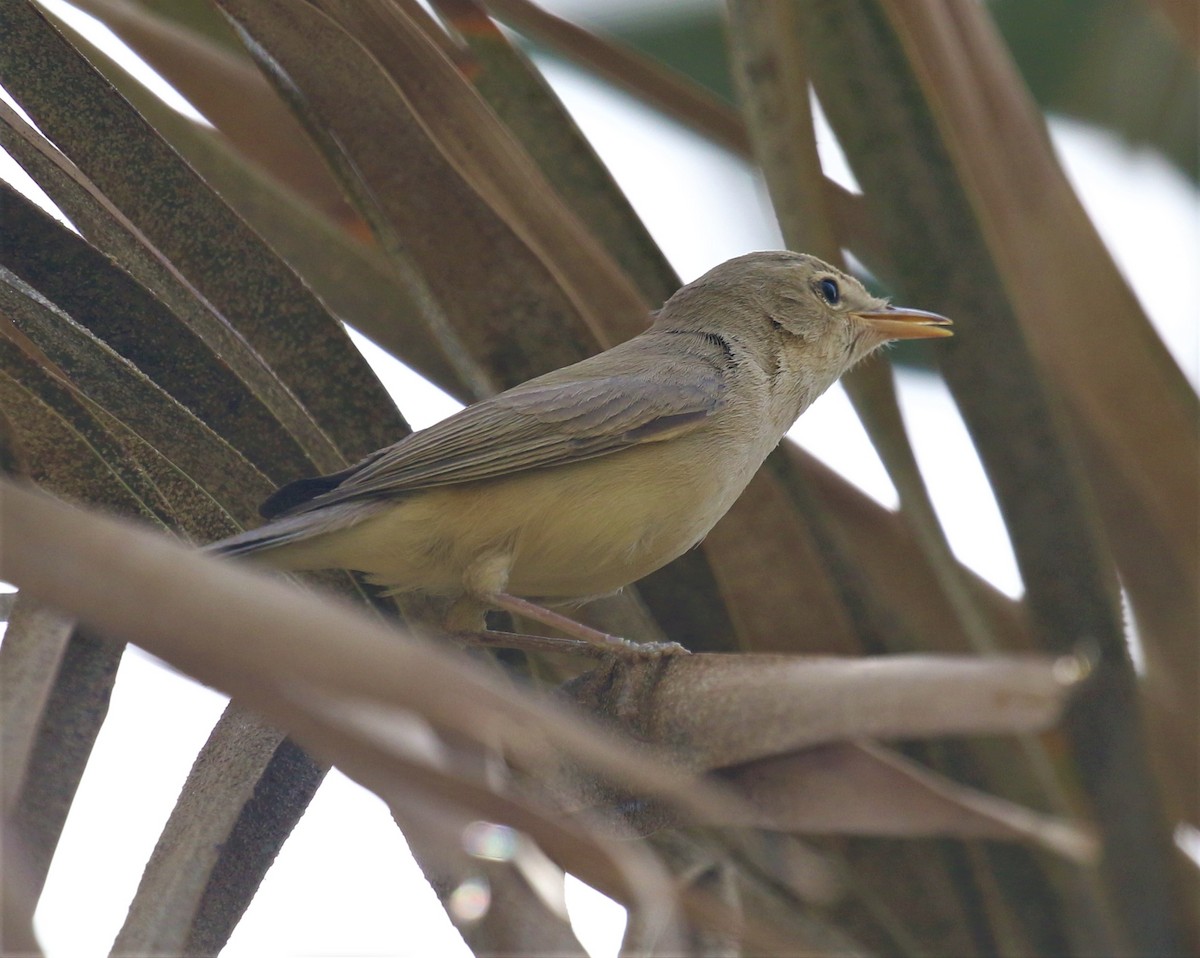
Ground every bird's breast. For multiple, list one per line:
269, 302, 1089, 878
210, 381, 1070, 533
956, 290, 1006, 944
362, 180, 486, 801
329, 426, 768, 601
499, 432, 754, 598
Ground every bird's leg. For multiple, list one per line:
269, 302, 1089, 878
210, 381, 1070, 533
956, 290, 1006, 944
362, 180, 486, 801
485, 592, 629, 648
454, 628, 610, 658
461, 552, 686, 657
482, 592, 687, 658
440, 595, 610, 657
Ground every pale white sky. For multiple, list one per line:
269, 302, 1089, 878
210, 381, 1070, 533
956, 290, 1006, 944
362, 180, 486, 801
4, 3, 1197, 956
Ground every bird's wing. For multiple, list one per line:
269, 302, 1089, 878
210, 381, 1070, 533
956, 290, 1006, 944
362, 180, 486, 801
265, 344, 727, 517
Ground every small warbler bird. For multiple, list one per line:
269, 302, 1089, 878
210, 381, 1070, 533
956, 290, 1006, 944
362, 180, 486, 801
212, 251, 950, 638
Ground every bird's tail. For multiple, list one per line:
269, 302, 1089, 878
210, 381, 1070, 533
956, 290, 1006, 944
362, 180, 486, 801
205, 500, 380, 563
205, 517, 307, 559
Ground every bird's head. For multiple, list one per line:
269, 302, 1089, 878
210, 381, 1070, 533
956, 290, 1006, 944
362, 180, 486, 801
655, 250, 951, 377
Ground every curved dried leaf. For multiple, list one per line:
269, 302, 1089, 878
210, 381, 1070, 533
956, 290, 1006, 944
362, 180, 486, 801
0, 284, 306, 925
0, 581, 122, 913
0, 818, 42, 957
216, 0, 606, 395
723, 741, 1096, 862
0, 480, 750, 880
112, 709, 324, 957
0, 321, 255, 908
840, 365, 1010, 657
0, 324, 168, 521
291, 696, 685, 952
1147, 0, 1200, 54
727, 0, 839, 260
646, 833, 747, 957
0, 479, 700, 943
0, 2, 402, 461
395, 796, 588, 958
565, 652, 1081, 773
798, 2, 1190, 950
433, 0, 681, 306
778, 444, 1032, 654
994, 0, 1199, 179
481, 0, 751, 158
634, 552, 742, 655
477, 0, 881, 271
309, 0, 651, 343
39, 8, 472, 403
879, 0, 1200, 830
0, 596, 74, 815
462, 865, 588, 957
885, 0, 1199, 597
701, 470, 861, 655
1, 298, 274, 914
2, 289, 246, 544
0, 102, 343, 478
0, 331, 162, 897
1, 237, 272, 522
66, 0, 359, 225
729, 4, 1004, 666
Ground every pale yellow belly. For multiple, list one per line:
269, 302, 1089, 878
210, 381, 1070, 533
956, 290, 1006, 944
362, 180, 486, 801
294, 437, 750, 600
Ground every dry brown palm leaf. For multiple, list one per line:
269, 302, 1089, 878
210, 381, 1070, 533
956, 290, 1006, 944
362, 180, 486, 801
475, 0, 877, 262
727, 2, 968, 666
111, 710, 325, 956
306, 0, 652, 342
0, 598, 75, 817
700, 472, 864, 656
2, 1, 400, 463
1148, 0, 1200, 54
478, 0, 749, 155
0, 480, 726, 898
429, 0, 682, 306
64, 0, 362, 227
1, 206, 273, 516
729, 0, 1006, 670
558, 651, 1093, 862
0, 816, 42, 958
566, 653, 1083, 774
1, 477, 1100, 942
777, 445, 1033, 656
788, 2, 1193, 951
875, 0, 1199, 833
0, 106, 346, 476
5, 0, 1191, 952
213, 0, 626, 396
25, 11, 474, 404
721, 741, 1096, 861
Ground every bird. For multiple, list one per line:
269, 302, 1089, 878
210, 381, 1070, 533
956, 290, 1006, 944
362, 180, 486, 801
210, 251, 950, 647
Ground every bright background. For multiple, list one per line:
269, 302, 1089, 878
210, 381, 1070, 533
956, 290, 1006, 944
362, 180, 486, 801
2, 1, 1196, 955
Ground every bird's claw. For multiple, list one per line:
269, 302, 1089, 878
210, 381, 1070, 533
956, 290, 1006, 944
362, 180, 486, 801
602, 637, 690, 659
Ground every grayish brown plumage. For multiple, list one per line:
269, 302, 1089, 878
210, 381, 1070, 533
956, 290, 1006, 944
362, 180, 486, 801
211, 251, 950, 629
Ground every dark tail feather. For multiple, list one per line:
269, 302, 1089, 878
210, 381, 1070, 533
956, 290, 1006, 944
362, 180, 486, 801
258, 465, 360, 518
210, 456, 386, 558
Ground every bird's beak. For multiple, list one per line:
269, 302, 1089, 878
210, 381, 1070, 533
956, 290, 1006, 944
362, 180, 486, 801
853, 306, 953, 340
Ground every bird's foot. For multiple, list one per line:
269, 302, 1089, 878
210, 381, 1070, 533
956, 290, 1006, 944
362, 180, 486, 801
626, 640, 690, 658
477, 592, 690, 659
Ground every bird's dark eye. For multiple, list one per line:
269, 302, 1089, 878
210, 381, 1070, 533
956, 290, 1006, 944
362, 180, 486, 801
819, 278, 840, 305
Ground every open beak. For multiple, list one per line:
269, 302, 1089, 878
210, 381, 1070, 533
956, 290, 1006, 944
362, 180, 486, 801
853, 306, 953, 340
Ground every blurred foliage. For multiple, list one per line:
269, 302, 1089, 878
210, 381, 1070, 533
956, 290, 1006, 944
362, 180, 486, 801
607, 0, 1199, 183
